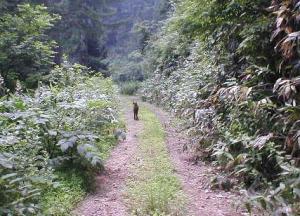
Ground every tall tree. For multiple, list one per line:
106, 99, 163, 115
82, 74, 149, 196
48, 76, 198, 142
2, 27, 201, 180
0, 2, 59, 90
38, 0, 109, 74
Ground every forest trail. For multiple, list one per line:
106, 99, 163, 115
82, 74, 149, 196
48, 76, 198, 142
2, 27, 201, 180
74, 97, 244, 216
145, 103, 244, 216
73, 98, 143, 216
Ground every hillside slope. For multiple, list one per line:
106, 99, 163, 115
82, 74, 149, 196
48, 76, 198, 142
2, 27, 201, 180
141, 0, 300, 215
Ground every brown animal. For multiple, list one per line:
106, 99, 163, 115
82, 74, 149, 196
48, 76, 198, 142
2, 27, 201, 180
133, 102, 139, 120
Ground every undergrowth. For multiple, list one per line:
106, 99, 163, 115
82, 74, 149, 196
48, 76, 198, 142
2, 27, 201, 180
0, 62, 120, 215
41, 171, 86, 215
119, 81, 140, 95
40, 134, 119, 215
141, 0, 300, 214
126, 106, 186, 215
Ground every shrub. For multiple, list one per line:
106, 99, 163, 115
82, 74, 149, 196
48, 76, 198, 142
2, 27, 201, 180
141, 0, 300, 214
40, 171, 86, 215
120, 81, 140, 95
0, 61, 119, 214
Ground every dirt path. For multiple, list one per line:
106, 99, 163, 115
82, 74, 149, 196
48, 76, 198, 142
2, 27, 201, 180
74, 98, 245, 216
145, 103, 245, 216
73, 99, 142, 216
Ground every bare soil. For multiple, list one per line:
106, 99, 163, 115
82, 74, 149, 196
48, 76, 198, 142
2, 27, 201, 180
73, 100, 142, 216
145, 103, 246, 216
73, 99, 246, 216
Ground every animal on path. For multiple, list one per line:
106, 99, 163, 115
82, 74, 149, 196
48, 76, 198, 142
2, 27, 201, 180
133, 102, 139, 120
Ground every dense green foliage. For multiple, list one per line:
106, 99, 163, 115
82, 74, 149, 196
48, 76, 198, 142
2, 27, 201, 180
38, 0, 109, 73
40, 170, 86, 215
1, 0, 153, 91
106, 0, 170, 88
0, 3, 58, 91
0, 0, 169, 91
0, 62, 119, 215
142, 0, 300, 214
119, 81, 141, 95
3, 0, 300, 215
0, 1, 122, 214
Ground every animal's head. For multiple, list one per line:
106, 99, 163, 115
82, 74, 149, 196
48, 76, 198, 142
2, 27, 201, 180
133, 101, 138, 106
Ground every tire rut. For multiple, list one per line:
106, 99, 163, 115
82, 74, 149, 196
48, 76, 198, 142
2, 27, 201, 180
73, 99, 143, 216
74, 98, 246, 216
145, 102, 246, 216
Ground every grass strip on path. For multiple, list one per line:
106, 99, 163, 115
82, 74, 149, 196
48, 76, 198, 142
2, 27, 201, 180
126, 105, 186, 216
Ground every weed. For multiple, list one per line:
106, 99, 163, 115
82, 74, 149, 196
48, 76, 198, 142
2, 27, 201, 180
40, 171, 86, 216
126, 106, 186, 215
